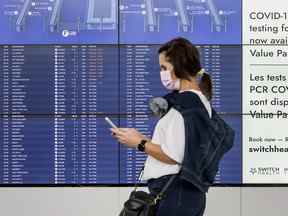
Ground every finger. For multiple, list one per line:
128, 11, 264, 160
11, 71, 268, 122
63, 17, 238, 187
114, 133, 127, 141
118, 138, 127, 144
119, 128, 131, 132
110, 128, 122, 135
110, 128, 117, 133
114, 129, 127, 136
113, 134, 121, 139
114, 136, 122, 143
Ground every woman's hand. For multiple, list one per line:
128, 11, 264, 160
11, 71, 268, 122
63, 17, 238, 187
110, 128, 147, 148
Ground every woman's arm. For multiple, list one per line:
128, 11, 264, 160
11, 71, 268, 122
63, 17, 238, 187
110, 128, 178, 165
145, 140, 178, 165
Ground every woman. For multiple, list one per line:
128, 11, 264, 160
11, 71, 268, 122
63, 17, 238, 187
111, 37, 213, 216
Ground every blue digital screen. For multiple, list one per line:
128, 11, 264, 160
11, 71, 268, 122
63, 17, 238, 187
0, 116, 120, 184
0, 0, 118, 44
0, 44, 242, 184
119, 0, 241, 44
0, 0, 243, 185
218, 115, 242, 183
0, 45, 119, 114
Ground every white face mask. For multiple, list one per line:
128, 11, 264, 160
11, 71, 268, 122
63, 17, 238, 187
160, 70, 180, 90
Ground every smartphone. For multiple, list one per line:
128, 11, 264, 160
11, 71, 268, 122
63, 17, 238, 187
105, 117, 118, 129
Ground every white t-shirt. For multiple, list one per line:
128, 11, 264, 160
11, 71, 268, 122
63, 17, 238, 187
141, 89, 212, 181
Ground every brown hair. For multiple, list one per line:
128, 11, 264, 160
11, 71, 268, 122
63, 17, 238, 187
158, 37, 213, 101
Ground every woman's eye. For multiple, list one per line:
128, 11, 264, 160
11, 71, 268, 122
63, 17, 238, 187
160, 66, 167, 70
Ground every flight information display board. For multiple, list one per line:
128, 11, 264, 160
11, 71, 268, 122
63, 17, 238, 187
0, 44, 242, 184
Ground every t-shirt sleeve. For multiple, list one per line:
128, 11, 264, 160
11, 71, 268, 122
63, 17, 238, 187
151, 122, 162, 146
160, 112, 185, 164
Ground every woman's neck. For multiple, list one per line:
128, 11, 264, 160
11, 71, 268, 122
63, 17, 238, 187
179, 78, 201, 92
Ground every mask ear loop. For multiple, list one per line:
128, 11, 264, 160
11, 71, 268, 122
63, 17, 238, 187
174, 77, 181, 90
170, 68, 181, 90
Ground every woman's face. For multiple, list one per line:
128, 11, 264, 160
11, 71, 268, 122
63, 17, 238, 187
159, 52, 177, 80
